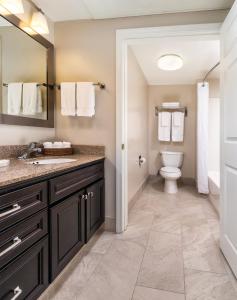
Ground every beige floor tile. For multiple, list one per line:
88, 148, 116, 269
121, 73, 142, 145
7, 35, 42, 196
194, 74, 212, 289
132, 286, 185, 300
39, 250, 103, 300
185, 268, 237, 300
152, 213, 182, 235
77, 239, 146, 300
137, 232, 184, 293
85, 230, 115, 254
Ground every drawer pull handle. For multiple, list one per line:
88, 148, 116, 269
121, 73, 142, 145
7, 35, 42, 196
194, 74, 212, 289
0, 237, 22, 257
0, 204, 21, 218
11, 286, 23, 300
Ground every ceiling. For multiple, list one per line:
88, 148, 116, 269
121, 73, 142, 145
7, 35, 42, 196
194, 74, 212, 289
33, 0, 234, 22
130, 37, 220, 85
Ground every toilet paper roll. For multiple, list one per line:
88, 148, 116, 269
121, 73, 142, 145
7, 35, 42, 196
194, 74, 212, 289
140, 157, 146, 164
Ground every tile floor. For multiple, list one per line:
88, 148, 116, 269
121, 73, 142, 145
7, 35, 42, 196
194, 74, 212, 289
39, 177, 237, 300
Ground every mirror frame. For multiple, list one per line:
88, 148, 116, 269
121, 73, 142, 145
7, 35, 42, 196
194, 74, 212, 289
0, 12, 54, 128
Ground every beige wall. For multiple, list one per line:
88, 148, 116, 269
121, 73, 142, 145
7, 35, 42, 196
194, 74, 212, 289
0, 3, 55, 145
148, 85, 197, 179
54, 10, 227, 224
127, 48, 148, 203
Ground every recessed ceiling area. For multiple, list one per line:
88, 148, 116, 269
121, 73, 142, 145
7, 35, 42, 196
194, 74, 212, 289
33, 0, 234, 22
130, 37, 220, 85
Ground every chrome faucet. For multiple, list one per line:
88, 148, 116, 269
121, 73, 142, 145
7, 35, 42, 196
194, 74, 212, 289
18, 142, 42, 160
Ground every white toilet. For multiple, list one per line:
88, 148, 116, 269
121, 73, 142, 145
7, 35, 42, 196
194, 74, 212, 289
159, 151, 184, 194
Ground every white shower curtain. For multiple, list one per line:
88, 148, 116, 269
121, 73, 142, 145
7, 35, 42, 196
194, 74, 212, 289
197, 82, 209, 194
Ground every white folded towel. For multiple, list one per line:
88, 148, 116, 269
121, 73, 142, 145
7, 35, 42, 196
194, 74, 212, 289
162, 102, 180, 108
61, 82, 76, 116
7, 83, 23, 115
76, 82, 95, 117
172, 112, 185, 142
158, 112, 171, 141
22, 83, 42, 115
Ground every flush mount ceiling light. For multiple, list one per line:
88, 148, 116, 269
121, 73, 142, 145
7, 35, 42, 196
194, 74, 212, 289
158, 54, 183, 71
0, 0, 24, 14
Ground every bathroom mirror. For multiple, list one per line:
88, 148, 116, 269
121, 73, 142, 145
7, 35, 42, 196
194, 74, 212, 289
0, 12, 54, 128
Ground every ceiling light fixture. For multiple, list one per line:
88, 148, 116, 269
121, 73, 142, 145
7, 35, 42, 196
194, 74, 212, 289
28, 0, 49, 35
0, 0, 24, 14
158, 54, 183, 71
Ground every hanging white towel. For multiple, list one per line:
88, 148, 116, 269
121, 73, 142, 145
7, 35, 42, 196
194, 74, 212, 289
158, 112, 171, 141
61, 82, 76, 116
22, 83, 42, 115
76, 82, 95, 117
172, 112, 185, 142
7, 83, 23, 115
37, 86, 43, 113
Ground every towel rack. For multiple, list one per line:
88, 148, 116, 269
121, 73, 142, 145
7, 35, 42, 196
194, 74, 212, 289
3, 83, 54, 88
55, 82, 106, 90
155, 106, 188, 117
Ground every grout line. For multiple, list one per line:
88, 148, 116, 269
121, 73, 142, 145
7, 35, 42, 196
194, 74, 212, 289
180, 221, 187, 300
129, 216, 153, 299
137, 283, 185, 295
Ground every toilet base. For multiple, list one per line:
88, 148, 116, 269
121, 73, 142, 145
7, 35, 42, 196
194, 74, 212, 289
164, 179, 178, 194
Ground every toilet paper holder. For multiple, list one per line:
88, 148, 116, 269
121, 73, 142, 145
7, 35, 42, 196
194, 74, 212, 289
139, 155, 146, 167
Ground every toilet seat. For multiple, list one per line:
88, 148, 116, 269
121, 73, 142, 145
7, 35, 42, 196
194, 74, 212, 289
160, 167, 181, 177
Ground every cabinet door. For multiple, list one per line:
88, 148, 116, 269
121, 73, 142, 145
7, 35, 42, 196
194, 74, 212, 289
0, 237, 48, 300
50, 191, 85, 280
86, 180, 105, 242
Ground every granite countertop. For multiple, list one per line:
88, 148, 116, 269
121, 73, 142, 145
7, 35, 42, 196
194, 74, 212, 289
0, 154, 105, 189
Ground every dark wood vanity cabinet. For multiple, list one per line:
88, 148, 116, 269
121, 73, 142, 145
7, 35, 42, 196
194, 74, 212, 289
0, 159, 105, 299
86, 179, 105, 242
0, 237, 49, 300
50, 190, 85, 280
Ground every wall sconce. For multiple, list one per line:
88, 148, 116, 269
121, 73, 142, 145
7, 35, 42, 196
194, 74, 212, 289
0, 0, 24, 14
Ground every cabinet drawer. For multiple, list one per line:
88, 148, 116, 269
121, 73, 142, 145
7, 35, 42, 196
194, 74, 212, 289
0, 210, 48, 270
0, 182, 47, 232
50, 162, 104, 204
50, 191, 85, 280
0, 237, 48, 300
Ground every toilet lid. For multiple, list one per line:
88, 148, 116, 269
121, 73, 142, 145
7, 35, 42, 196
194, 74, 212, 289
160, 167, 180, 173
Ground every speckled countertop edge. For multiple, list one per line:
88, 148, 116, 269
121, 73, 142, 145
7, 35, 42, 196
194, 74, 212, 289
0, 154, 105, 189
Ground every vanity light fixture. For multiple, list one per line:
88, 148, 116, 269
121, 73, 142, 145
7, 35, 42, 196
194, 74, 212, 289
31, 10, 49, 34
28, 0, 49, 34
158, 54, 183, 71
0, 0, 24, 14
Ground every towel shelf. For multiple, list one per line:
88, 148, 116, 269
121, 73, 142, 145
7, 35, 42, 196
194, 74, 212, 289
155, 106, 187, 117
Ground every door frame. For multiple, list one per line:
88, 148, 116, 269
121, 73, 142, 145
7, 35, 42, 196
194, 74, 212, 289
116, 23, 221, 233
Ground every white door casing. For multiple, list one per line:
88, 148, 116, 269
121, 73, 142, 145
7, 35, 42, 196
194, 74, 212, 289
220, 0, 237, 277
116, 23, 221, 233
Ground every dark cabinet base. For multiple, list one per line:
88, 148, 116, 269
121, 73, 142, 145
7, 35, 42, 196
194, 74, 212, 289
0, 159, 105, 300
50, 191, 85, 281
0, 237, 48, 300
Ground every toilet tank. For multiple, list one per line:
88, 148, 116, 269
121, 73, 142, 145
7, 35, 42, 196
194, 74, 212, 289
160, 151, 184, 168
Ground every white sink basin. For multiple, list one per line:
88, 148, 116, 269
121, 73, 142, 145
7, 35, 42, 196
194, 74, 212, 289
27, 158, 77, 165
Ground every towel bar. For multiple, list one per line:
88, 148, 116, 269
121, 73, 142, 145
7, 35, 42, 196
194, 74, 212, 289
55, 82, 106, 90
